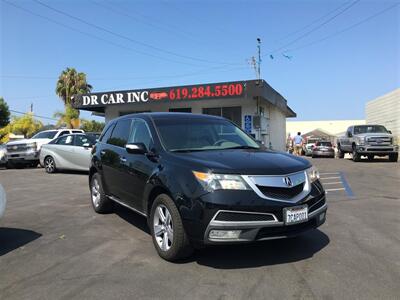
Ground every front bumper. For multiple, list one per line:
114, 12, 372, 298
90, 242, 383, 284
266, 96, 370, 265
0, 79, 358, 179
6, 151, 40, 163
181, 180, 327, 244
356, 145, 398, 155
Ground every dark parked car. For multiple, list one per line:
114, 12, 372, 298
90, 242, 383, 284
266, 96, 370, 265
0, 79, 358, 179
312, 141, 335, 158
89, 113, 327, 261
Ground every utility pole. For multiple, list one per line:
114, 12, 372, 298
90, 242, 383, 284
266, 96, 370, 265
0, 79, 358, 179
256, 38, 262, 80
30, 103, 33, 113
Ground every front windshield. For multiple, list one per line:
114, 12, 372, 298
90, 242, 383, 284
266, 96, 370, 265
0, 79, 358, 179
32, 131, 58, 139
154, 118, 260, 152
354, 125, 388, 134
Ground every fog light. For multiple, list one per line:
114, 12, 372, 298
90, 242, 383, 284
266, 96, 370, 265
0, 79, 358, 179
319, 212, 326, 221
209, 230, 241, 239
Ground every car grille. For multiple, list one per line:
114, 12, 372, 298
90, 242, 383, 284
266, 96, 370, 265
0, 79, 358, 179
256, 183, 305, 200
6, 144, 29, 153
366, 136, 392, 146
214, 211, 276, 222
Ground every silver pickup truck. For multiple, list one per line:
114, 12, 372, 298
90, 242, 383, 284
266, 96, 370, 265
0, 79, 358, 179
337, 125, 398, 162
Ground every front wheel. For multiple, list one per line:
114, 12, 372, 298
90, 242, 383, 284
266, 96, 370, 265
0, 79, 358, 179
44, 156, 57, 173
337, 145, 344, 158
150, 194, 193, 261
389, 153, 398, 162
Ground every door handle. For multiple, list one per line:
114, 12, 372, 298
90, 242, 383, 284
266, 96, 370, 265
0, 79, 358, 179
120, 157, 127, 163
100, 150, 106, 155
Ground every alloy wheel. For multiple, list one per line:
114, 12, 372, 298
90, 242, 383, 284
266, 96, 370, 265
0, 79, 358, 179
153, 204, 174, 252
45, 157, 55, 173
91, 178, 101, 208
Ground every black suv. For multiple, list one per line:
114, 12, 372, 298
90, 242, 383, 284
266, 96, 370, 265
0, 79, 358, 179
89, 113, 327, 261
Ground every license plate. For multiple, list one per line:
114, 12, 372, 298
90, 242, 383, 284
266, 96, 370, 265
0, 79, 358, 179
284, 205, 308, 225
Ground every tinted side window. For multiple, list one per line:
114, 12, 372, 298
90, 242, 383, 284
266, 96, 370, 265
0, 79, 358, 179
74, 135, 92, 147
129, 119, 153, 150
100, 123, 115, 143
108, 119, 132, 147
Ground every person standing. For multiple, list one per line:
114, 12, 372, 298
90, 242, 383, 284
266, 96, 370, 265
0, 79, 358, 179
293, 132, 304, 156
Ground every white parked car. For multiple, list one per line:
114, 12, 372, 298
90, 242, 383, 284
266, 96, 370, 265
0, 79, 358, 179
0, 184, 6, 219
6, 129, 84, 168
40, 134, 96, 173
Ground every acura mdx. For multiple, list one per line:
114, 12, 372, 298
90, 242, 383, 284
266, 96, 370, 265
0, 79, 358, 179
89, 113, 327, 261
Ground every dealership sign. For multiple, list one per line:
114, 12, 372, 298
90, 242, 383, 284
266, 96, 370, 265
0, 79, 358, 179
73, 81, 246, 109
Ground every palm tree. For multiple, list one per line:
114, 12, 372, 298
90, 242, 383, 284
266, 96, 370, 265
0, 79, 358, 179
55, 68, 92, 128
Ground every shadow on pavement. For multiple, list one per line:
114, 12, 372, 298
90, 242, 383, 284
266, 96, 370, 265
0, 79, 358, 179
191, 230, 330, 269
0, 228, 42, 256
113, 203, 150, 235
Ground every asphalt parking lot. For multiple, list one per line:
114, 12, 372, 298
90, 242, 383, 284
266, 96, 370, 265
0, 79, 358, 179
0, 158, 399, 300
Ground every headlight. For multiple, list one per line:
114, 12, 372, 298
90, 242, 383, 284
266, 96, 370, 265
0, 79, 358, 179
355, 137, 365, 145
306, 166, 320, 183
192, 171, 251, 191
27, 142, 37, 149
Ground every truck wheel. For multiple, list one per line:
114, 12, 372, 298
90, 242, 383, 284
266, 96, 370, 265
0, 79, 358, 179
90, 173, 113, 213
44, 156, 57, 173
352, 146, 361, 162
6, 161, 15, 169
150, 194, 193, 261
389, 153, 398, 162
337, 145, 344, 159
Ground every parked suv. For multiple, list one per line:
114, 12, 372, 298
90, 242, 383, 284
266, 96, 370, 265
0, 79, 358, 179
337, 125, 398, 162
6, 129, 84, 168
89, 113, 327, 261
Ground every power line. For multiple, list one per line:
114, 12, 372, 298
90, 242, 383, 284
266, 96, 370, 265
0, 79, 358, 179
285, 3, 400, 53
275, 0, 354, 42
2, 0, 203, 67
32, 0, 239, 66
265, 0, 361, 56
9, 109, 58, 121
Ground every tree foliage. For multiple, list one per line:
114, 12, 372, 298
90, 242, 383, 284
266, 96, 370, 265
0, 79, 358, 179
55, 67, 92, 128
81, 119, 105, 132
53, 105, 80, 129
0, 97, 10, 128
0, 113, 43, 143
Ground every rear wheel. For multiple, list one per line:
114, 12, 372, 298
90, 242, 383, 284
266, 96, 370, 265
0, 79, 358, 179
389, 153, 398, 162
44, 156, 57, 173
150, 194, 193, 261
352, 145, 361, 162
90, 173, 113, 213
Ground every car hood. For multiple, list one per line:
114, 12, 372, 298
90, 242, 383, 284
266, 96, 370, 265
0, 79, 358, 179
7, 138, 51, 148
356, 133, 393, 138
169, 149, 311, 175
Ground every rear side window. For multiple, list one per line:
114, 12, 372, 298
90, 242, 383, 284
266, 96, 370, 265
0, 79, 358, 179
100, 123, 115, 143
56, 135, 74, 145
108, 119, 132, 147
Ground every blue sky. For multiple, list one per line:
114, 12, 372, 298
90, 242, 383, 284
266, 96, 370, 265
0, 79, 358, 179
1, 0, 399, 124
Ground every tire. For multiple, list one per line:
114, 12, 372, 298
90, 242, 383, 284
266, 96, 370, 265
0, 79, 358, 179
389, 153, 398, 162
150, 194, 193, 261
352, 145, 361, 162
90, 173, 113, 213
367, 155, 374, 161
312, 154, 316, 158
6, 161, 14, 169
44, 156, 57, 173
337, 145, 344, 159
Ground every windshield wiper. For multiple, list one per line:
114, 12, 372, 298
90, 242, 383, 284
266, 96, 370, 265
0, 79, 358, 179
222, 145, 260, 150
170, 149, 208, 153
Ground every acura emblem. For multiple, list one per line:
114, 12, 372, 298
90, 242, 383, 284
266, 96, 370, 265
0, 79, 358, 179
283, 176, 293, 187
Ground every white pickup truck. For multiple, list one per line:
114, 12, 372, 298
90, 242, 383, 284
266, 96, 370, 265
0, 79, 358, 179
6, 129, 84, 168
337, 125, 398, 162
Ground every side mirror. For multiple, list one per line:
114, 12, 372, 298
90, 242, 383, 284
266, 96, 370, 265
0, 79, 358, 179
388, 130, 392, 134
347, 132, 352, 137
126, 143, 147, 154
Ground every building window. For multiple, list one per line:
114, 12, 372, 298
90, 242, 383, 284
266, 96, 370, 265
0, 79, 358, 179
169, 108, 192, 113
203, 106, 242, 127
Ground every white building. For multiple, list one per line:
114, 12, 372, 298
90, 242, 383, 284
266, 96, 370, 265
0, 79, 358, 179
366, 88, 400, 143
74, 80, 296, 151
